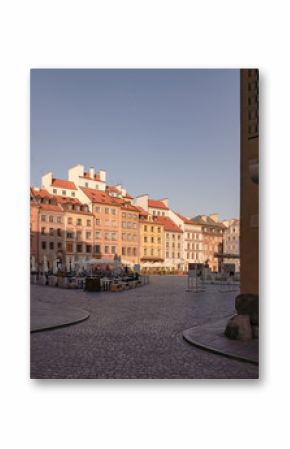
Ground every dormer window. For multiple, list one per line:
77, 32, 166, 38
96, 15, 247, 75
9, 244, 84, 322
53, 189, 57, 194
62, 190, 66, 195
71, 192, 75, 197
85, 182, 89, 188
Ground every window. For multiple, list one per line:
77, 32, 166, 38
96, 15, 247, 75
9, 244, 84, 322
49, 228, 54, 236
104, 232, 109, 240
41, 227, 45, 235
77, 218, 82, 226
112, 220, 117, 227
57, 216, 62, 223
96, 206, 100, 213
95, 232, 100, 240
144, 226, 147, 232
49, 216, 54, 223
158, 238, 161, 244
122, 221, 126, 228
127, 247, 131, 256
127, 222, 132, 228
122, 233, 126, 241
76, 231, 82, 240
86, 245, 92, 253
67, 232, 73, 239
66, 242, 73, 252
112, 209, 116, 215
111, 246, 116, 254
105, 219, 110, 226
166, 233, 169, 239
77, 244, 83, 253
96, 218, 100, 225
41, 241, 46, 250
53, 189, 57, 194
62, 190, 66, 195
122, 212, 126, 218
86, 232, 91, 240
49, 242, 54, 250
57, 242, 62, 249
87, 219, 91, 226
144, 236, 147, 243
111, 232, 117, 241
157, 227, 161, 233
151, 248, 154, 256
132, 235, 136, 242
68, 217, 72, 225
144, 248, 147, 256
104, 246, 109, 254
127, 234, 132, 241
85, 182, 89, 188
151, 226, 154, 232
71, 192, 75, 197
122, 247, 126, 256
105, 207, 109, 214
95, 245, 101, 254
151, 237, 154, 243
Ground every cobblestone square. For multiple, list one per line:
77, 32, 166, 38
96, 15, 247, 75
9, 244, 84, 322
30, 276, 258, 379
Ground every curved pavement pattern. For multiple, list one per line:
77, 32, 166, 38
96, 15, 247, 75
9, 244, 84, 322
30, 277, 259, 379
31, 299, 89, 332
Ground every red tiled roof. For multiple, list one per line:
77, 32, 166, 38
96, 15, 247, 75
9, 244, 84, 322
51, 178, 77, 190
31, 187, 53, 199
106, 185, 121, 194
53, 195, 81, 205
125, 193, 133, 199
121, 204, 139, 213
175, 212, 195, 225
148, 199, 169, 210
156, 216, 182, 233
39, 204, 63, 212
81, 188, 124, 206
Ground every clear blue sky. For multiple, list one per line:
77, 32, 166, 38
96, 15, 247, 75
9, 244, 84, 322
31, 69, 240, 220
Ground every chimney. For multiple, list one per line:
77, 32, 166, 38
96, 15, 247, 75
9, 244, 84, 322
209, 213, 219, 223
89, 166, 95, 179
99, 169, 106, 182
41, 172, 52, 189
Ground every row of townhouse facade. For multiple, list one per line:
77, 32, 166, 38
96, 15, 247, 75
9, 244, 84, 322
30, 164, 240, 273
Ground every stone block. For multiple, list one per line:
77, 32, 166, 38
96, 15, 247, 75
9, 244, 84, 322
235, 293, 259, 324
225, 314, 253, 341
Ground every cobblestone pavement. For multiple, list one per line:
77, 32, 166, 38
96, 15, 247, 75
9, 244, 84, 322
30, 276, 258, 379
